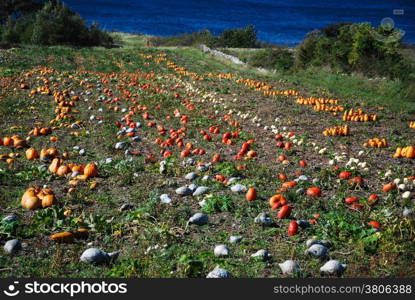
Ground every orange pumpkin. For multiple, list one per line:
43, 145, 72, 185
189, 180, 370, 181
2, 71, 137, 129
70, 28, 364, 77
287, 221, 298, 236
344, 196, 358, 205
282, 181, 297, 189
269, 194, 286, 207
26, 148, 39, 160
349, 176, 364, 186
368, 221, 381, 229
56, 165, 69, 176
12, 136, 25, 148
277, 205, 292, 219
246, 188, 257, 201
50, 232, 74, 243
21, 188, 41, 210
212, 153, 221, 163
368, 194, 379, 206
306, 187, 321, 197
40, 193, 56, 208
338, 171, 352, 179
246, 150, 257, 158
278, 173, 287, 181
49, 158, 62, 173
3, 136, 12, 146
84, 162, 98, 178
382, 183, 396, 193
406, 146, 415, 159
393, 147, 402, 158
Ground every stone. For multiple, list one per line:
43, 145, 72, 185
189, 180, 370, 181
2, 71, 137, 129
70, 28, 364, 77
202, 175, 213, 181
160, 194, 172, 204
2, 215, 18, 223
320, 260, 346, 275
214, 244, 230, 257
297, 219, 310, 228
251, 249, 270, 261
175, 186, 192, 196
206, 267, 232, 278
306, 238, 331, 248
403, 208, 414, 218
159, 161, 167, 175
229, 236, 243, 244
254, 212, 273, 226
188, 184, 198, 192
197, 163, 210, 172
4, 239, 21, 254
278, 260, 301, 275
306, 244, 329, 259
80, 248, 119, 264
230, 184, 247, 193
71, 171, 80, 178
189, 213, 208, 225
226, 177, 241, 185
185, 172, 198, 181
115, 142, 127, 150
192, 186, 209, 196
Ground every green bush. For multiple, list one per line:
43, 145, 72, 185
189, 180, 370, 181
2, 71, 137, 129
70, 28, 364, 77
151, 25, 258, 48
295, 22, 414, 80
0, 0, 113, 47
216, 25, 257, 48
248, 48, 294, 70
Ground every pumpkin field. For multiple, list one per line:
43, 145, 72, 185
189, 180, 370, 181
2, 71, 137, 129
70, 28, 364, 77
0, 37, 414, 278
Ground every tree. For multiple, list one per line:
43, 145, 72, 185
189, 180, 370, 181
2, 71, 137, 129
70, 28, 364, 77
1, 0, 113, 47
0, 0, 44, 24
217, 25, 257, 48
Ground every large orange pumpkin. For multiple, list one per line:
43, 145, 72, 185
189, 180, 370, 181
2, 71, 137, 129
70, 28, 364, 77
26, 148, 39, 160
306, 187, 321, 197
84, 162, 98, 178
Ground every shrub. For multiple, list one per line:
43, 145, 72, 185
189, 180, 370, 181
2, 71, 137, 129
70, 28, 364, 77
295, 22, 413, 80
216, 25, 257, 48
0, 0, 113, 47
151, 25, 259, 48
248, 48, 294, 71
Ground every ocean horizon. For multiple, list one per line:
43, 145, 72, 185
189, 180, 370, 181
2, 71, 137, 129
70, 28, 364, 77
64, 0, 415, 46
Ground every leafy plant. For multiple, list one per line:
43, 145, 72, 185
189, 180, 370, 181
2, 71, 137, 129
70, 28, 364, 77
202, 195, 234, 213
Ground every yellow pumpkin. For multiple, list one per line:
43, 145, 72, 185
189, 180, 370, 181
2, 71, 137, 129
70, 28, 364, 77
50, 232, 74, 243
393, 147, 402, 158
49, 158, 62, 173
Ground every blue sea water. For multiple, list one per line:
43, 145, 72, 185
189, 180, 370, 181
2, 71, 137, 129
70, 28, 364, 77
63, 0, 415, 46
